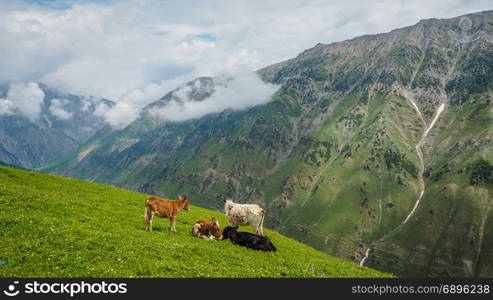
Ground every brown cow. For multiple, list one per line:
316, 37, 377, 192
192, 218, 223, 240
144, 195, 190, 232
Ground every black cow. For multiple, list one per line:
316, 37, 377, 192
222, 226, 277, 252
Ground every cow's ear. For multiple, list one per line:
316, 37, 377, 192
223, 198, 227, 203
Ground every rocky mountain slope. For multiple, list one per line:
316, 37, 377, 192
0, 83, 113, 169
44, 11, 493, 277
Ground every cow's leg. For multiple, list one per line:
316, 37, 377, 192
144, 206, 151, 231
170, 216, 176, 232
256, 224, 264, 236
145, 209, 153, 231
255, 222, 263, 236
257, 213, 265, 236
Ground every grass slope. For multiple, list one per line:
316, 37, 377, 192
0, 166, 392, 278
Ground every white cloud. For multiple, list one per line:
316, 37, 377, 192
80, 97, 92, 112
0, 82, 45, 121
49, 98, 73, 120
0, 99, 14, 115
149, 71, 278, 123
103, 102, 140, 129
93, 101, 111, 117
0, 0, 491, 127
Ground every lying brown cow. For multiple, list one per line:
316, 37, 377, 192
144, 195, 190, 232
192, 218, 223, 240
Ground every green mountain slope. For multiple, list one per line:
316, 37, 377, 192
0, 166, 390, 277
43, 11, 493, 277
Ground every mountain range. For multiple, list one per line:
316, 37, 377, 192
0, 83, 113, 169
25, 11, 493, 277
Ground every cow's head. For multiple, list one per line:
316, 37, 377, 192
223, 198, 233, 211
179, 195, 190, 211
221, 226, 237, 240
210, 218, 223, 239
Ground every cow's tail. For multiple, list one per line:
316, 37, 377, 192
258, 208, 265, 236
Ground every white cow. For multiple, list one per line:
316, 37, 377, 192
224, 199, 265, 236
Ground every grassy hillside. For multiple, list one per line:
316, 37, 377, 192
0, 166, 391, 278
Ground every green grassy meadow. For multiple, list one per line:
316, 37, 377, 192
0, 166, 392, 278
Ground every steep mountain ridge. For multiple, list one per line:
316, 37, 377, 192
45, 11, 493, 277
